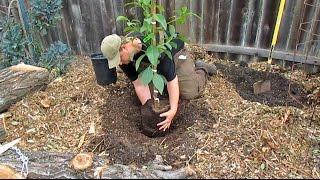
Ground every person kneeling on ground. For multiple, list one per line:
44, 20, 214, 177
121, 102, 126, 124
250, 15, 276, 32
100, 34, 217, 136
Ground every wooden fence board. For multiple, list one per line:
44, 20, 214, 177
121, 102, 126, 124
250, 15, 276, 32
175, 0, 190, 39
189, 0, 202, 43
60, 0, 78, 53
0, 0, 319, 64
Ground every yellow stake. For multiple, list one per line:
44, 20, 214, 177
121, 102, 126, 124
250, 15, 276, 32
268, 0, 286, 64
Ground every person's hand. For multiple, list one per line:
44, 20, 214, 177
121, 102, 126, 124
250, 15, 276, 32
157, 108, 177, 131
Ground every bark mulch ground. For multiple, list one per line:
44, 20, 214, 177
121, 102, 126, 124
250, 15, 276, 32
3, 45, 320, 178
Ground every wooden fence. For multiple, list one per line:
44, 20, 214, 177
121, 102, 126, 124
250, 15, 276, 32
1, 0, 320, 66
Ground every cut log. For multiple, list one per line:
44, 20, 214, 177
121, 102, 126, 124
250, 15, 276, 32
0, 63, 49, 113
70, 153, 94, 171
0, 165, 24, 179
0, 150, 195, 179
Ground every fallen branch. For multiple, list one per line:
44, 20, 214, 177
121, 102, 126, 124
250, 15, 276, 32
0, 150, 195, 179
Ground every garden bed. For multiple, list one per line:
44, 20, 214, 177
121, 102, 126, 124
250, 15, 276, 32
3, 45, 320, 178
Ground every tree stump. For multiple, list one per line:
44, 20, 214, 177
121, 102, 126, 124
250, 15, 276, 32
0, 63, 49, 113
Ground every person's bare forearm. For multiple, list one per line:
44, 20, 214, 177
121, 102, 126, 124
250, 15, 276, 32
133, 78, 151, 105
167, 76, 179, 111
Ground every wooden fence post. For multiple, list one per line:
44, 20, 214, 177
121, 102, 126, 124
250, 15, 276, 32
17, 0, 36, 62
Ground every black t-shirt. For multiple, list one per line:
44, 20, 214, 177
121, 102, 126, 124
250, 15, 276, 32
120, 37, 184, 82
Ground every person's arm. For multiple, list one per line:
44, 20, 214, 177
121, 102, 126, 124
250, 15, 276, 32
132, 78, 152, 105
157, 75, 179, 131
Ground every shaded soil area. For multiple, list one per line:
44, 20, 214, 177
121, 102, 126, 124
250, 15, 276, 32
215, 63, 308, 108
2, 45, 320, 178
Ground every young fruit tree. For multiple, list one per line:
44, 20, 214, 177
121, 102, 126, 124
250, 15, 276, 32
117, 0, 198, 104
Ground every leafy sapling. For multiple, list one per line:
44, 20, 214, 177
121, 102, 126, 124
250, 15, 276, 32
117, 0, 199, 103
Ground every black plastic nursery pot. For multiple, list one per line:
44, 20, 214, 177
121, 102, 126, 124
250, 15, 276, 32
90, 53, 117, 86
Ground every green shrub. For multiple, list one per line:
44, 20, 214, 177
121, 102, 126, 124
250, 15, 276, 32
0, 19, 27, 69
30, 0, 63, 35
0, 0, 74, 76
39, 41, 74, 76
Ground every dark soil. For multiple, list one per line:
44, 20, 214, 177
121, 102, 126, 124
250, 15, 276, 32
215, 63, 308, 108
85, 81, 217, 167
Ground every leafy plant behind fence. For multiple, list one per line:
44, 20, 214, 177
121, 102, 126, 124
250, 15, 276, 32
0, 0, 73, 77
1, 18, 27, 69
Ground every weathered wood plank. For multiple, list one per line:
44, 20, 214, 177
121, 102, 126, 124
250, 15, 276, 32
162, 0, 175, 20
203, 44, 320, 66
92, 0, 104, 46
175, 0, 190, 39
189, 0, 202, 43
69, 0, 88, 54
202, 0, 219, 44
284, 0, 317, 57
278, 0, 297, 51
78, 0, 93, 53
103, 0, 117, 35
1, 0, 318, 64
90, 1, 105, 52
61, 0, 81, 53
217, 0, 232, 45
113, 0, 125, 35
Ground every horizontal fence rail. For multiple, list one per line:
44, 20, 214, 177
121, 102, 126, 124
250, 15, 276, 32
0, 0, 319, 66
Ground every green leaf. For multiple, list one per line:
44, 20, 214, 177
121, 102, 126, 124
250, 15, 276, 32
116, 16, 129, 22
141, 0, 151, 5
127, 21, 136, 27
157, 5, 165, 13
135, 54, 146, 71
143, 33, 155, 43
178, 33, 189, 43
181, 7, 188, 13
169, 25, 176, 37
154, 14, 167, 30
165, 43, 172, 50
132, 19, 141, 24
146, 45, 160, 66
190, 12, 201, 19
170, 42, 178, 49
157, 44, 167, 51
140, 66, 153, 85
140, 19, 152, 33
152, 73, 164, 94
124, 2, 139, 7
144, 17, 153, 24
160, 74, 167, 84
163, 50, 173, 60
124, 26, 134, 33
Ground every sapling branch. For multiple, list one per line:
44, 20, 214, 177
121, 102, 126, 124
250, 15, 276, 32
151, 0, 159, 106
